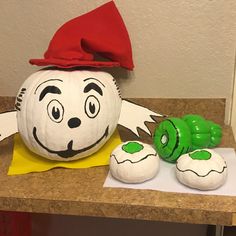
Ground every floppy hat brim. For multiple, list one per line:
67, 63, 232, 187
29, 58, 120, 68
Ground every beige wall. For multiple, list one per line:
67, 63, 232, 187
0, 0, 236, 122
232, 71, 236, 139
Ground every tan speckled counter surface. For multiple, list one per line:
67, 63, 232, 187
0, 97, 235, 226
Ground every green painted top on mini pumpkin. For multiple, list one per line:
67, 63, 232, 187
16, 69, 122, 161
176, 149, 227, 177
189, 150, 212, 160
122, 141, 144, 154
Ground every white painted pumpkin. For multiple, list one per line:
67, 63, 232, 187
15, 69, 122, 161
110, 141, 159, 183
176, 149, 227, 190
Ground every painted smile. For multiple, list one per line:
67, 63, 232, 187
33, 126, 109, 158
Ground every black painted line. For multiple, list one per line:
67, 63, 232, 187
176, 164, 227, 177
111, 153, 157, 164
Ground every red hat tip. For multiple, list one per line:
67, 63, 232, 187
30, 1, 134, 70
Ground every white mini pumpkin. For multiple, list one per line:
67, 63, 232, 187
16, 69, 122, 161
110, 141, 159, 183
176, 149, 227, 190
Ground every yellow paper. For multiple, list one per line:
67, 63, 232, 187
8, 130, 121, 175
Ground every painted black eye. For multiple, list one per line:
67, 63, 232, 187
47, 99, 64, 123
85, 95, 100, 118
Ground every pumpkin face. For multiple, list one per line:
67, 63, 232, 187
16, 69, 122, 161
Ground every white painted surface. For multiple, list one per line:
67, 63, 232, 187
119, 99, 163, 136
0, 110, 17, 141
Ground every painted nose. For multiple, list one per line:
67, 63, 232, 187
68, 117, 81, 129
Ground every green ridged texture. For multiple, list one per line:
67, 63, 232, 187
153, 114, 222, 163
182, 114, 211, 151
153, 118, 191, 163
207, 121, 222, 148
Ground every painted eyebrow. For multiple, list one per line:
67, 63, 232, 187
83, 77, 105, 87
39, 85, 61, 101
34, 79, 63, 94
83, 82, 103, 96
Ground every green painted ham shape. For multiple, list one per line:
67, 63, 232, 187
153, 114, 222, 163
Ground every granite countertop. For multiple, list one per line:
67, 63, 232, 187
0, 97, 236, 226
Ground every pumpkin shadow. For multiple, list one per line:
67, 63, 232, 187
39, 64, 130, 80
